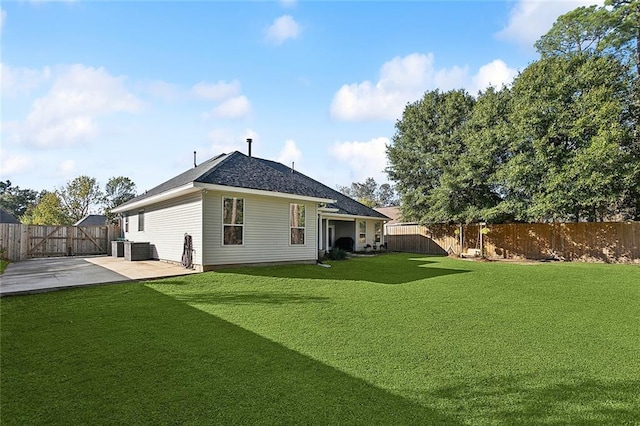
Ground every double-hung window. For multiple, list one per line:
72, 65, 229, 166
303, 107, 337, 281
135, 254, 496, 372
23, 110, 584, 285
124, 214, 129, 233
374, 222, 381, 243
223, 197, 244, 245
359, 221, 366, 243
290, 203, 305, 245
138, 210, 145, 232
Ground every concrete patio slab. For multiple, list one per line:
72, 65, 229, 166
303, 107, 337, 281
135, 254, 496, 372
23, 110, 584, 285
85, 256, 198, 280
0, 256, 198, 296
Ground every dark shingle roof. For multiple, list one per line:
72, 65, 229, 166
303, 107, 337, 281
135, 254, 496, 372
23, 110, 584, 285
116, 151, 389, 219
74, 214, 108, 226
0, 207, 20, 224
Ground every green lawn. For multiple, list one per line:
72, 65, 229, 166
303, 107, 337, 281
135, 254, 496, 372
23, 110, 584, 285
2, 254, 639, 425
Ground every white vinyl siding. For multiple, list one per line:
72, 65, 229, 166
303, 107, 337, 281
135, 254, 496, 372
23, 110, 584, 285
354, 219, 385, 251
122, 192, 203, 266
203, 191, 318, 266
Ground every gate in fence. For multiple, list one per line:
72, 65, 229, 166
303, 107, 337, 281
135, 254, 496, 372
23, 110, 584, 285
0, 224, 121, 261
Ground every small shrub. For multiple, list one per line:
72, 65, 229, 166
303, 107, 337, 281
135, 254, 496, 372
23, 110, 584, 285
0, 259, 9, 275
327, 249, 348, 261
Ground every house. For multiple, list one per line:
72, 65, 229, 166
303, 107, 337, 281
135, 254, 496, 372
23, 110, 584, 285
74, 214, 108, 226
374, 206, 400, 225
112, 151, 389, 270
0, 207, 20, 224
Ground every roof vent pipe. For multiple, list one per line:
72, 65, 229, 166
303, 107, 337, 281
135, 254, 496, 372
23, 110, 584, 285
292, 162, 295, 173
246, 138, 252, 157
193, 151, 197, 168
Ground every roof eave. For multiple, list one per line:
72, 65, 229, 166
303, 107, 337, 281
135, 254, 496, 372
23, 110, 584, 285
111, 183, 199, 213
194, 182, 336, 204
323, 213, 390, 221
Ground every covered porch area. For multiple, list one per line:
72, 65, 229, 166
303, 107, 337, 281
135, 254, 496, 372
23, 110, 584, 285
317, 210, 386, 254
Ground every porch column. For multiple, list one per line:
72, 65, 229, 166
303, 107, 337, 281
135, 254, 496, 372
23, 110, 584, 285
318, 213, 323, 250
325, 219, 330, 251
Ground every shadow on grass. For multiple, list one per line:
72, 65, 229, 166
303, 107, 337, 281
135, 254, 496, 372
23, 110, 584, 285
0, 284, 455, 425
427, 373, 640, 424
216, 254, 471, 285
172, 290, 331, 305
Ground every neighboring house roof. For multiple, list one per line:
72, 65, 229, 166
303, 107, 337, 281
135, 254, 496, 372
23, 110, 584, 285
74, 214, 108, 226
0, 207, 20, 224
374, 206, 401, 225
114, 151, 389, 220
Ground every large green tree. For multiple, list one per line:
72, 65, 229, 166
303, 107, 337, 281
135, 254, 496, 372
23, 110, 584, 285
430, 87, 512, 223
21, 192, 71, 225
500, 54, 634, 221
386, 89, 475, 223
606, 0, 640, 75
0, 181, 39, 218
104, 176, 137, 223
535, 5, 616, 57
57, 176, 104, 224
532, 1, 639, 220
387, 3, 639, 224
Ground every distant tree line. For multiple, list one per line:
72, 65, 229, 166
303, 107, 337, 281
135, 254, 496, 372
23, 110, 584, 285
387, 1, 640, 223
337, 177, 398, 208
0, 176, 137, 225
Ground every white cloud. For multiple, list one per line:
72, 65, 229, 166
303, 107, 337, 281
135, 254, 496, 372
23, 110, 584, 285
329, 137, 389, 183
330, 53, 516, 121
470, 59, 518, 94
331, 53, 451, 121
1, 63, 52, 97
265, 15, 301, 45
208, 128, 258, 155
496, 0, 605, 48
210, 95, 252, 119
18, 64, 141, 148
276, 139, 301, 166
0, 150, 34, 176
191, 80, 240, 101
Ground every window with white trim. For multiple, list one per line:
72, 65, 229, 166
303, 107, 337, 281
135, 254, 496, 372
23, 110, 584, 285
223, 197, 244, 245
290, 203, 305, 245
359, 220, 366, 243
124, 214, 129, 232
374, 221, 381, 243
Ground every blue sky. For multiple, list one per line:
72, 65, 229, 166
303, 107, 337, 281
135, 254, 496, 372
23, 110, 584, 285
1, 0, 600, 196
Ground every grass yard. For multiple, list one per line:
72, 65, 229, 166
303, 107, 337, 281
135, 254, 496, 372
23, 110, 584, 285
1, 253, 639, 425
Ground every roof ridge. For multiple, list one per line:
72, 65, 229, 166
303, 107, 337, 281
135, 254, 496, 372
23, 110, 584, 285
195, 151, 238, 183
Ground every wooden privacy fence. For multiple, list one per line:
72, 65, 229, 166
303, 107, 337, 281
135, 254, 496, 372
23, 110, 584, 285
385, 222, 640, 263
0, 224, 121, 261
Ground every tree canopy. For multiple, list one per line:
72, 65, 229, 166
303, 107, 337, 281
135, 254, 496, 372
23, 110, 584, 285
338, 177, 398, 207
387, 3, 639, 223
0, 181, 39, 218
56, 176, 104, 224
21, 192, 70, 225
104, 176, 137, 223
